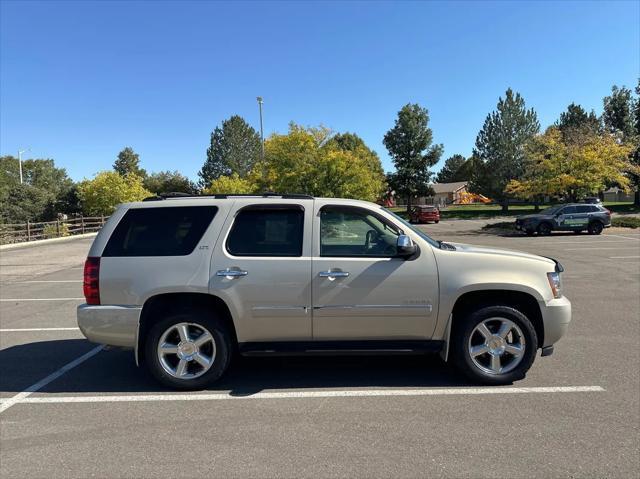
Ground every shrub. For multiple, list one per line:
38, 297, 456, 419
612, 217, 640, 229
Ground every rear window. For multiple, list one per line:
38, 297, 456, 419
576, 205, 597, 213
226, 207, 304, 257
103, 206, 218, 257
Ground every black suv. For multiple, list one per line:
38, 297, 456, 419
515, 204, 611, 236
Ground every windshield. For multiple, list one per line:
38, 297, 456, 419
381, 207, 440, 247
540, 205, 562, 215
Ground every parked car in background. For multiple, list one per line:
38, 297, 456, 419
583, 197, 602, 205
515, 203, 611, 236
78, 194, 570, 390
409, 205, 440, 224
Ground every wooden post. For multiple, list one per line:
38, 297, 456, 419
81, 215, 85, 234
56, 220, 60, 237
101, 215, 105, 226
26, 221, 31, 241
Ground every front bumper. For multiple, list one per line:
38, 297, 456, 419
539, 296, 571, 348
77, 304, 141, 348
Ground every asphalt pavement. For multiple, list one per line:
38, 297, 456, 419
1, 224, 639, 478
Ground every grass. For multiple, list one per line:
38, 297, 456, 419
612, 217, 640, 228
390, 202, 639, 219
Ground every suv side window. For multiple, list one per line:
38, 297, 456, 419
320, 206, 400, 257
103, 206, 218, 257
226, 206, 304, 257
560, 206, 577, 215
576, 205, 593, 213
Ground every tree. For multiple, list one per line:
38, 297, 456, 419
143, 171, 197, 195
113, 147, 146, 177
327, 132, 385, 180
255, 124, 386, 201
505, 128, 635, 201
436, 154, 470, 183
383, 104, 443, 211
556, 103, 601, 141
199, 115, 261, 187
633, 80, 640, 204
470, 88, 540, 211
77, 171, 151, 216
203, 173, 257, 195
603, 85, 635, 140
0, 156, 77, 222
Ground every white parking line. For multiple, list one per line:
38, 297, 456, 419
0, 327, 80, 332
0, 386, 605, 407
609, 256, 640, 259
17, 280, 82, 284
0, 298, 84, 302
564, 247, 638, 251
0, 345, 103, 414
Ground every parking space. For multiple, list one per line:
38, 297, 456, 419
0, 226, 638, 478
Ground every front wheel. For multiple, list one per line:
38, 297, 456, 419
452, 306, 538, 385
537, 222, 552, 236
145, 311, 232, 390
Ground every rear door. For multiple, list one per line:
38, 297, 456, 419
209, 199, 313, 343
311, 202, 439, 340
555, 205, 577, 230
571, 205, 593, 230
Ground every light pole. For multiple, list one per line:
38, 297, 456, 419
256, 96, 264, 160
18, 148, 30, 184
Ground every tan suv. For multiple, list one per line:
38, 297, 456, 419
78, 194, 571, 389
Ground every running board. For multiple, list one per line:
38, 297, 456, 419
239, 340, 444, 357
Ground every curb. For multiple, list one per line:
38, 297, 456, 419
0, 233, 98, 251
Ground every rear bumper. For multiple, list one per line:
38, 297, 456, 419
77, 304, 141, 348
539, 296, 571, 348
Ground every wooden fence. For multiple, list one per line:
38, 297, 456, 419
0, 216, 108, 245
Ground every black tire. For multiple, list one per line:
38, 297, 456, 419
145, 310, 232, 390
537, 222, 552, 236
573, 230, 582, 234
435, 220, 440, 224
588, 221, 603, 235
525, 229, 535, 236
451, 305, 538, 385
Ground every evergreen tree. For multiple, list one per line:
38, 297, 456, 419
436, 154, 468, 183
113, 147, 146, 177
470, 88, 540, 211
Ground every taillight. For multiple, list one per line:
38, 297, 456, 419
83, 257, 100, 305
605, 209, 612, 216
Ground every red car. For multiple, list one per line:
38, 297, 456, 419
409, 205, 440, 224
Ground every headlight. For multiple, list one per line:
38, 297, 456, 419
547, 272, 562, 299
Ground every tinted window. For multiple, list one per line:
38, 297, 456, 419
576, 205, 595, 213
103, 206, 218, 257
321, 206, 400, 257
226, 207, 304, 257
560, 206, 577, 214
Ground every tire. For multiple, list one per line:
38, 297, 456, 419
588, 221, 603, 235
435, 220, 440, 224
451, 305, 538, 385
525, 229, 535, 236
537, 222, 552, 236
573, 230, 582, 234
145, 310, 232, 390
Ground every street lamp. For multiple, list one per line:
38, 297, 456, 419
18, 148, 30, 184
256, 96, 264, 160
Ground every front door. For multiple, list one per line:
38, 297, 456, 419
311, 202, 439, 340
209, 200, 313, 343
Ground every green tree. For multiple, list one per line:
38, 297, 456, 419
383, 104, 443, 211
327, 132, 385, 179
203, 173, 257, 195
0, 183, 52, 223
470, 88, 540, 211
199, 115, 261, 187
113, 147, 146, 177
436, 154, 470, 183
603, 85, 635, 139
255, 124, 385, 201
77, 171, 151, 216
143, 171, 197, 195
556, 103, 601, 141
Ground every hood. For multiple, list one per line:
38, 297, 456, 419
446, 242, 556, 266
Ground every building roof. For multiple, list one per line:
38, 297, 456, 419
431, 181, 468, 194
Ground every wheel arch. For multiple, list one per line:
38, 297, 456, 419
136, 292, 238, 366
441, 289, 544, 361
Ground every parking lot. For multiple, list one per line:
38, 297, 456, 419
1, 222, 639, 478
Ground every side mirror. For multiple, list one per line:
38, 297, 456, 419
397, 234, 417, 258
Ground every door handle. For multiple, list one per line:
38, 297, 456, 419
319, 270, 350, 279
216, 268, 248, 278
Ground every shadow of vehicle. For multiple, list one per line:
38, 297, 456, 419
0, 339, 474, 396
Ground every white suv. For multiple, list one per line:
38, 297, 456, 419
78, 194, 571, 389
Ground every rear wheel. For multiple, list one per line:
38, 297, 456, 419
537, 222, 552, 236
145, 310, 232, 390
435, 220, 440, 224
525, 229, 535, 236
573, 230, 582, 234
452, 306, 538, 385
588, 221, 603, 235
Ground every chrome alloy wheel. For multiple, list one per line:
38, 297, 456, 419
157, 322, 216, 379
468, 318, 526, 375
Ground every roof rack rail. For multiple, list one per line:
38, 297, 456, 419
142, 192, 314, 202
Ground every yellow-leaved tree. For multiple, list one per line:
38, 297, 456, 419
77, 171, 151, 216
203, 173, 257, 195
506, 127, 635, 201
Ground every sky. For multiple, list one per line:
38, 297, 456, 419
1, 0, 638, 182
